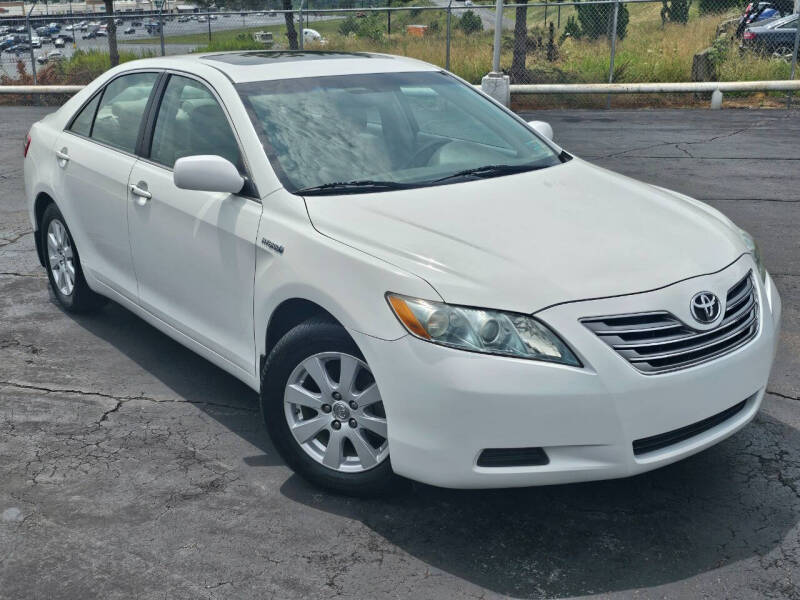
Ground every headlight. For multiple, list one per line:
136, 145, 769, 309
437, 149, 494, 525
739, 229, 767, 282
386, 293, 581, 366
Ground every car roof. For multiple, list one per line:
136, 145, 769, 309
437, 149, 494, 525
118, 51, 439, 83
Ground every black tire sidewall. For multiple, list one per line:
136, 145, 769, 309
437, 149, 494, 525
261, 318, 400, 496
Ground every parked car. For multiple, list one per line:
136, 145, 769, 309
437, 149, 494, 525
178, 16, 189, 22
23, 52, 781, 495
58, 33, 74, 42
0, 26, 9, 35
82, 29, 98, 39
131, 20, 143, 26
96, 29, 108, 37
7, 42, 30, 53
741, 13, 798, 57
54, 37, 65, 48
123, 26, 136, 34
736, 1, 790, 37
30, 35, 41, 48
36, 49, 63, 64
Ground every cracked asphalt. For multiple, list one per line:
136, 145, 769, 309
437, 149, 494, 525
1, 105, 798, 599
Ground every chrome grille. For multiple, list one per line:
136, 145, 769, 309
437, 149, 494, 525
582, 272, 758, 374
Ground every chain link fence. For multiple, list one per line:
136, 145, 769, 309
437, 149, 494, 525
2, 0, 798, 104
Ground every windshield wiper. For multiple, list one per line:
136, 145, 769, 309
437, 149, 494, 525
294, 180, 414, 195
429, 163, 546, 184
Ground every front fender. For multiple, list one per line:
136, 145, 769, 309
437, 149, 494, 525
253, 189, 442, 362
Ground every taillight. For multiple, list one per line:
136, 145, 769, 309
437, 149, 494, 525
743, 30, 756, 40
745, 2, 753, 12
23, 132, 31, 158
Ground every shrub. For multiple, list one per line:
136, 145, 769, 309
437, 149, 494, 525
666, 0, 691, 23
576, 0, 629, 40
560, 15, 582, 43
458, 10, 483, 35
338, 15, 359, 36
357, 14, 385, 42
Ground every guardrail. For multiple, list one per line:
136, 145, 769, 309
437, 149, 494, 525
3, 80, 799, 102
509, 81, 800, 94
0, 85, 85, 94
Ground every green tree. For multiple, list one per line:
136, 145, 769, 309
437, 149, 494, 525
458, 10, 483, 35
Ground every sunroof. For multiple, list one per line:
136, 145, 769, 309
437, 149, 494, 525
202, 51, 381, 66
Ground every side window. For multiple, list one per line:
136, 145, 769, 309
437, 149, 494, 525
149, 75, 241, 170
91, 72, 159, 153
69, 93, 101, 137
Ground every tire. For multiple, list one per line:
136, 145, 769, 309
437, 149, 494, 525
261, 317, 401, 496
41, 203, 107, 313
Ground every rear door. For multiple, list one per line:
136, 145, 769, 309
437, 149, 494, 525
126, 73, 262, 375
53, 71, 161, 300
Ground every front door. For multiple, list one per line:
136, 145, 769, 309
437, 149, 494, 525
127, 74, 262, 375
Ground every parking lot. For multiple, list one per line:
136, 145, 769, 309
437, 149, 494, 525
0, 105, 798, 599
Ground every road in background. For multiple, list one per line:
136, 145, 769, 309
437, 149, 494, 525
0, 106, 798, 599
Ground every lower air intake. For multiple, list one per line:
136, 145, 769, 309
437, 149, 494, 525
632, 399, 748, 456
477, 447, 550, 467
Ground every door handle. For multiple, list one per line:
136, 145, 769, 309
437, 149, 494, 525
55, 148, 69, 166
130, 183, 152, 206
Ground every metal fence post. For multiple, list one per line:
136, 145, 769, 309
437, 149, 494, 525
446, 0, 452, 71
159, 7, 166, 56
26, 9, 39, 105
787, 8, 800, 108
492, 0, 504, 73
208, 11, 212, 44
607, 0, 620, 108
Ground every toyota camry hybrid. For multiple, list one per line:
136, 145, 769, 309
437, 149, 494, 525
24, 52, 781, 494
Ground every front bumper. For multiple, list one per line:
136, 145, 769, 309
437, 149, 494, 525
353, 256, 782, 488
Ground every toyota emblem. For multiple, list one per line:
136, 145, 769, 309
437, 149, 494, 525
690, 292, 721, 324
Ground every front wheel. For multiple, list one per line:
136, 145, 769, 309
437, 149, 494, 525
261, 318, 400, 495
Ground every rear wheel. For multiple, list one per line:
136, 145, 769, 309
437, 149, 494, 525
261, 318, 399, 495
41, 203, 106, 313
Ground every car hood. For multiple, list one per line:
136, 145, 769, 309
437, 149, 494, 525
303, 158, 745, 314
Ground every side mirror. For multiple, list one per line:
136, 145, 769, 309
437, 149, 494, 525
528, 120, 554, 141
173, 155, 244, 194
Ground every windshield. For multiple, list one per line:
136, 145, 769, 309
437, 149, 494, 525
237, 71, 563, 194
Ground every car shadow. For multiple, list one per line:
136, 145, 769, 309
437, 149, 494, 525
68, 299, 798, 599
65, 298, 282, 465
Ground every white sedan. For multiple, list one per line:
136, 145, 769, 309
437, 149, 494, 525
23, 52, 781, 495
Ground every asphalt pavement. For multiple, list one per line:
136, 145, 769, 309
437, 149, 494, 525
0, 105, 798, 599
